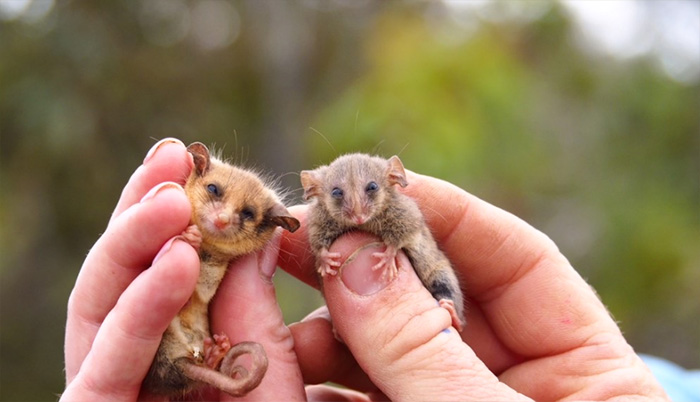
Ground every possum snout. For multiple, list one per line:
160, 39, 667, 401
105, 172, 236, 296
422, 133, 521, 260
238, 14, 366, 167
214, 212, 237, 229
344, 194, 371, 225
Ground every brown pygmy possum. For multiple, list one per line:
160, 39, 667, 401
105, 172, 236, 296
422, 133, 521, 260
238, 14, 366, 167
301, 153, 465, 331
143, 142, 300, 398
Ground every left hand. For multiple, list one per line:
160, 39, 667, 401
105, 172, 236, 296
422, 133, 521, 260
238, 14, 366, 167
62, 138, 306, 401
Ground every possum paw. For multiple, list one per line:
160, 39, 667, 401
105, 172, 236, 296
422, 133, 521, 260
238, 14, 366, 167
371, 245, 399, 280
438, 299, 465, 332
179, 224, 203, 251
204, 333, 232, 369
319, 248, 342, 276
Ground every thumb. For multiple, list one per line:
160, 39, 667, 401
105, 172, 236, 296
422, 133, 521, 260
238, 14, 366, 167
210, 232, 305, 401
322, 232, 528, 401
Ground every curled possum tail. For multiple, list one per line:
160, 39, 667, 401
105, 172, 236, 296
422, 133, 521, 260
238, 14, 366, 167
179, 342, 269, 397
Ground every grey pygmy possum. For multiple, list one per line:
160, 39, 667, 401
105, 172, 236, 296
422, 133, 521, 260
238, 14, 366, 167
300, 153, 465, 332
143, 142, 300, 398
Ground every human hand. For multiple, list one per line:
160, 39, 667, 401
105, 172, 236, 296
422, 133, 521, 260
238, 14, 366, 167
62, 138, 306, 401
63, 138, 669, 401
279, 172, 670, 401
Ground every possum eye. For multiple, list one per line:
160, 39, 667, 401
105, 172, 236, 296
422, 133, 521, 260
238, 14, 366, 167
365, 181, 379, 193
206, 183, 221, 197
240, 207, 255, 221
331, 187, 344, 199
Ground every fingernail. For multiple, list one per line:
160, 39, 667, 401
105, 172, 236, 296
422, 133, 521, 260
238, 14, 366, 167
340, 242, 395, 296
300, 306, 331, 323
153, 237, 181, 265
140, 181, 185, 203
143, 138, 184, 165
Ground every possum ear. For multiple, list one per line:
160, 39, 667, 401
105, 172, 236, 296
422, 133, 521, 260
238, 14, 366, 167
268, 203, 300, 233
300, 170, 322, 201
387, 156, 408, 188
187, 142, 211, 176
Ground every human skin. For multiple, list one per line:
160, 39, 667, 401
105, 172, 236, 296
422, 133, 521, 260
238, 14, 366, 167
62, 138, 669, 401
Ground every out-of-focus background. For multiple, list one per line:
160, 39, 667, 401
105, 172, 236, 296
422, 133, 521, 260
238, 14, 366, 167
1, 0, 698, 400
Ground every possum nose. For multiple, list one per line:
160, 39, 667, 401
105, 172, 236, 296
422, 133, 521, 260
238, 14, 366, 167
214, 213, 231, 229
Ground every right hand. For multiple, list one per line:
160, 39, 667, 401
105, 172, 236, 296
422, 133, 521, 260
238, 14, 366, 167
280, 173, 669, 401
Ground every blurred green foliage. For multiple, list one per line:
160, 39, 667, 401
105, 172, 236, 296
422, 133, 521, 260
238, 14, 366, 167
1, 1, 698, 400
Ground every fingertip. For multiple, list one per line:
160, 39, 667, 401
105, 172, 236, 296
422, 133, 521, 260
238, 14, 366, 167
103, 182, 192, 271
112, 138, 193, 221
306, 384, 375, 402
141, 137, 192, 173
138, 181, 185, 204
143, 138, 186, 165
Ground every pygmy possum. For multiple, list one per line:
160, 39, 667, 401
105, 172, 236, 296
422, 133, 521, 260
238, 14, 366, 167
143, 142, 300, 398
301, 153, 465, 332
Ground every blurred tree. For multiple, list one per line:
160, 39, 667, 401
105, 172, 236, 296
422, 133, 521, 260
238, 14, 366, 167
1, 0, 698, 400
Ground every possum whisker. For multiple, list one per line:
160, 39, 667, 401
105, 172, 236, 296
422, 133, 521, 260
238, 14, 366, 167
418, 204, 448, 224
277, 171, 300, 180
397, 143, 409, 157
309, 127, 336, 154
372, 139, 385, 155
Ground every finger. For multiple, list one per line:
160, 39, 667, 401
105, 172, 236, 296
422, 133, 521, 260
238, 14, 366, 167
61, 239, 199, 401
321, 232, 526, 401
65, 183, 192, 381
65, 138, 193, 380
400, 171, 561, 300
400, 173, 669, 400
111, 138, 193, 223
289, 307, 376, 391
209, 232, 306, 401
399, 172, 617, 355
306, 384, 386, 402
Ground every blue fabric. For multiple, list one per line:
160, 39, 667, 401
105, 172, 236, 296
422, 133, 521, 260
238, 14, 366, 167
640, 354, 700, 402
